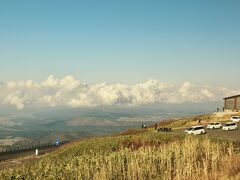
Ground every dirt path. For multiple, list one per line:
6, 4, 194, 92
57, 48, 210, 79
0, 154, 42, 170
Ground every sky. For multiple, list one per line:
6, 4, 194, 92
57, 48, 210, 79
0, 1, 240, 109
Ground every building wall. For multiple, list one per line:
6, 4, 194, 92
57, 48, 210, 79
225, 96, 240, 111
237, 97, 240, 110
225, 98, 235, 110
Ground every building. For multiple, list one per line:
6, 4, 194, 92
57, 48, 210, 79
223, 94, 240, 112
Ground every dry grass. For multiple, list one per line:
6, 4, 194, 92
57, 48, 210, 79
157, 119, 179, 127
116, 128, 145, 136
1, 112, 240, 179
0, 135, 239, 180
224, 154, 240, 177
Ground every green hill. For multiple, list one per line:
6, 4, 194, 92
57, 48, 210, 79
1, 114, 240, 179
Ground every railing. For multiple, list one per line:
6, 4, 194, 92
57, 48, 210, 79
0, 143, 55, 155
0, 141, 69, 162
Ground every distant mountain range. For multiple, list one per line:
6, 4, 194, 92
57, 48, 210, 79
0, 101, 222, 149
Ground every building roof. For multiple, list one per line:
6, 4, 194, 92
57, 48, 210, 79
223, 94, 240, 99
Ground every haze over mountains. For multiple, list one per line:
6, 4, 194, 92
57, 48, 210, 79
0, 76, 232, 149
0, 75, 237, 150
0, 101, 221, 150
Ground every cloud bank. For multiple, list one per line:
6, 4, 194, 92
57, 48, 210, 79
1, 75, 239, 110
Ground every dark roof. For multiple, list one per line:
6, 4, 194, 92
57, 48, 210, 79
223, 94, 240, 99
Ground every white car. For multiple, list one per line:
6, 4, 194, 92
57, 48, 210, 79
185, 126, 205, 135
222, 122, 238, 131
207, 122, 222, 129
230, 116, 240, 123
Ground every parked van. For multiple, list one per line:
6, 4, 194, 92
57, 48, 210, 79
185, 126, 205, 135
207, 122, 222, 129
230, 116, 240, 123
222, 122, 238, 131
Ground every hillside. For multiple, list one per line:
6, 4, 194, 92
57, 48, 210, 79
0, 113, 240, 179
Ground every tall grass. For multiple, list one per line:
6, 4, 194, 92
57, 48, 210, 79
0, 135, 239, 179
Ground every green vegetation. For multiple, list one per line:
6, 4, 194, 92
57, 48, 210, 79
0, 128, 240, 179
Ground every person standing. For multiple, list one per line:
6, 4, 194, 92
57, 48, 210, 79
35, 149, 39, 156
144, 124, 147, 131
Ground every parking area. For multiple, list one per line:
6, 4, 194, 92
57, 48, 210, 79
174, 122, 240, 144
205, 127, 240, 143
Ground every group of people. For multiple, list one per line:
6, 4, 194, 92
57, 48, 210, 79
141, 123, 172, 132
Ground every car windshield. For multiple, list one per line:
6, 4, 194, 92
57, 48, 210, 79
224, 124, 230, 127
232, 117, 240, 119
187, 128, 193, 131
209, 123, 214, 125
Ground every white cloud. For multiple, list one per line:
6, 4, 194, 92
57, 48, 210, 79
5, 95, 25, 110
1, 75, 239, 109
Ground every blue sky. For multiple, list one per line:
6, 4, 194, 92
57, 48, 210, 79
1, 0, 240, 88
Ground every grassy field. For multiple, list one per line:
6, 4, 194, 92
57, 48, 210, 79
0, 131, 240, 179
0, 113, 240, 179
